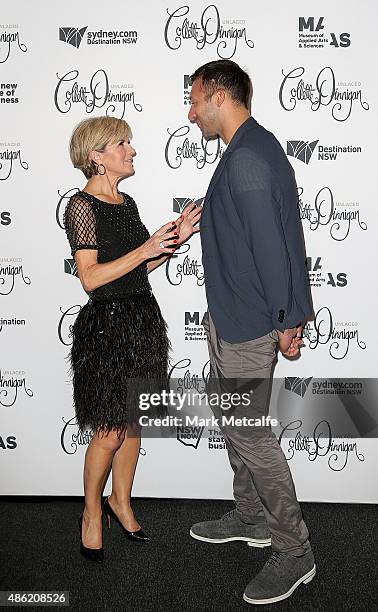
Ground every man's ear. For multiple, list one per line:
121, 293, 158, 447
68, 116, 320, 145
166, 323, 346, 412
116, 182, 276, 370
215, 89, 226, 107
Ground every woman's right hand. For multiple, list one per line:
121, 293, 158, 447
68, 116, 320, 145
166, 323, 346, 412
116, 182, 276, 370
140, 219, 182, 260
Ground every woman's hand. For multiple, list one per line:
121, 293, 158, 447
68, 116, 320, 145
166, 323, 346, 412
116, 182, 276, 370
140, 220, 182, 260
176, 201, 202, 244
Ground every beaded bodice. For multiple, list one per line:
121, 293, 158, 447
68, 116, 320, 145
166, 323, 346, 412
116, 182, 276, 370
64, 190, 151, 300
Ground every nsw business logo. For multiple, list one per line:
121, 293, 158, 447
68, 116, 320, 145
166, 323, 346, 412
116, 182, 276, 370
298, 17, 351, 49
54, 69, 142, 118
165, 125, 223, 169
279, 67, 369, 122
0, 24, 27, 63
59, 26, 138, 47
0, 82, 19, 105
297, 187, 367, 242
287, 139, 362, 164
0, 142, 28, 181
0, 257, 31, 296
306, 256, 347, 289
165, 5, 254, 59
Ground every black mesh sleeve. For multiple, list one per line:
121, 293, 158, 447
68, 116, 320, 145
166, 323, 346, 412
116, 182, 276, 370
64, 193, 98, 256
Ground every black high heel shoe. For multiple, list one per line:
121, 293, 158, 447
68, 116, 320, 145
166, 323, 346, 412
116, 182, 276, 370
78, 514, 104, 563
103, 497, 150, 542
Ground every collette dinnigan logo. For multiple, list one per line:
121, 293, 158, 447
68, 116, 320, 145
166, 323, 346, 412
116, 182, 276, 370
54, 69, 142, 118
58, 304, 82, 346
164, 5, 254, 59
279, 66, 369, 122
0, 24, 27, 64
166, 243, 204, 287
303, 306, 366, 360
0, 258, 31, 296
0, 369, 33, 407
287, 139, 361, 164
59, 26, 138, 48
297, 187, 367, 241
0, 142, 28, 181
165, 125, 223, 169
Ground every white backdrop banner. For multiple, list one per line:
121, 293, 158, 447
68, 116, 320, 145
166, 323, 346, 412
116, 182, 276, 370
1, 0, 377, 502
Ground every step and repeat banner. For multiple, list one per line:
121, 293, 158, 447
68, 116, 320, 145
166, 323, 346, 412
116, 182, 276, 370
1, 1, 377, 501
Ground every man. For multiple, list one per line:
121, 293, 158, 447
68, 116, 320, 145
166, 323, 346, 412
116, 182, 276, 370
187, 60, 315, 605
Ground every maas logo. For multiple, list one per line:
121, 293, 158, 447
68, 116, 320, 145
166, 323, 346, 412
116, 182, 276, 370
1, 211, 11, 226
298, 17, 351, 49
306, 256, 347, 289
165, 125, 223, 169
177, 425, 204, 448
287, 140, 318, 164
173, 196, 204, 214
297, 186, 367, 241
164, 5, 254, 59
303, 306, 366, 360
0, 434, 17, 449
64, 259, 78, 277
54, 69, 142, 118
0, 142, 28, 181
279, 67, 369, 122
0, 257, 31, 296
166, 243, 204, 287
59, 26, 138, 47
287, 139, 362, 164
0, 25, 27, 64
183, 74, 191, 105
59, 26, 88, 48
285, 377, 312, 398
184, 311, 207, 342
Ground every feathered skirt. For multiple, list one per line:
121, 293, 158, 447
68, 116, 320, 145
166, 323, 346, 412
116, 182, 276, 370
69, 290, 170, 433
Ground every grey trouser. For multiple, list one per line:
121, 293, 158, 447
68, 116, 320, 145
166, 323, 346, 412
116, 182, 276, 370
204, 312, 310, 555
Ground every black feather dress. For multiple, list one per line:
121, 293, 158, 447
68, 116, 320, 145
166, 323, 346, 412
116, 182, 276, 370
64, 191, 170, 433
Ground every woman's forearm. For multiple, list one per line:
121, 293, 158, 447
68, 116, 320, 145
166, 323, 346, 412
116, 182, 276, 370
77, 246, 146, 292
147, 254, 169, 273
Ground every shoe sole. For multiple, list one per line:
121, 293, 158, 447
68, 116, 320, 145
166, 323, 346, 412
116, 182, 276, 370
189, 530, 271, 548
243, 564, 316, 605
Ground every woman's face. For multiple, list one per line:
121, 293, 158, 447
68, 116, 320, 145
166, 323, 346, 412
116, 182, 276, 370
96, 136, 136, 178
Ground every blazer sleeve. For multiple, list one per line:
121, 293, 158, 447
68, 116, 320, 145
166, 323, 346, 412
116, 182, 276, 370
227, 147, 312, 331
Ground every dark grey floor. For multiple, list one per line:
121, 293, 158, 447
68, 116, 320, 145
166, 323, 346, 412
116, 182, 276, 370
0, 498, 376, 612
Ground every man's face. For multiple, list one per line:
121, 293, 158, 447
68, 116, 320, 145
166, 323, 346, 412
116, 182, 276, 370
188, 78, 219, 140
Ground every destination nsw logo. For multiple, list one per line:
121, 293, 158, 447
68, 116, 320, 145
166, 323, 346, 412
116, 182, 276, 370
164, 5, 254, 59
54, 69, 142, 118
287, 139, 361, 164
59, 26, 137, 47
279, 66, 369, 122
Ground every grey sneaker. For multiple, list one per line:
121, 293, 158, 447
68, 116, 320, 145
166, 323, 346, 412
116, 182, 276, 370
243, 550, 316, 605
190, 509, 271, 547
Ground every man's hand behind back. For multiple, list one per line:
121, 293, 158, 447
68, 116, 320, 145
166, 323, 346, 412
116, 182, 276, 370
277, 326, 304, 359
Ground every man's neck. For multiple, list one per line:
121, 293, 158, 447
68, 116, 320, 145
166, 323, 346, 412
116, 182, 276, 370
220, 108, 251, 144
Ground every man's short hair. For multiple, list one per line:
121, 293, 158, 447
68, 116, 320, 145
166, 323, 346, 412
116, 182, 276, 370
190, 60, 252, 108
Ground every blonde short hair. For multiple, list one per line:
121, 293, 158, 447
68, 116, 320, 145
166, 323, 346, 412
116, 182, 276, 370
69, 116, 132, 178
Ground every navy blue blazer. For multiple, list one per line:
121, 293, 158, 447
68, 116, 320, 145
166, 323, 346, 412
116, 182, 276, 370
200, 116, 313, 343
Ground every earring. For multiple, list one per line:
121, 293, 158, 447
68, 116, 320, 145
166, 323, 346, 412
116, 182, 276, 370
95, 162, 106, 175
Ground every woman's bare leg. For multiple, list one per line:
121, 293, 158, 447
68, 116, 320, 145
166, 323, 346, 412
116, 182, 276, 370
81, 429, 125, 548
108, 424, 141, 531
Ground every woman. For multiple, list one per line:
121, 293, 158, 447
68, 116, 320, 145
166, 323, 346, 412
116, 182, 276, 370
64, 116, 201, 563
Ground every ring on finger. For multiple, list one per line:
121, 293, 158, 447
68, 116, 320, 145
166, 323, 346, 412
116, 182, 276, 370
159, 241, 165, 249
